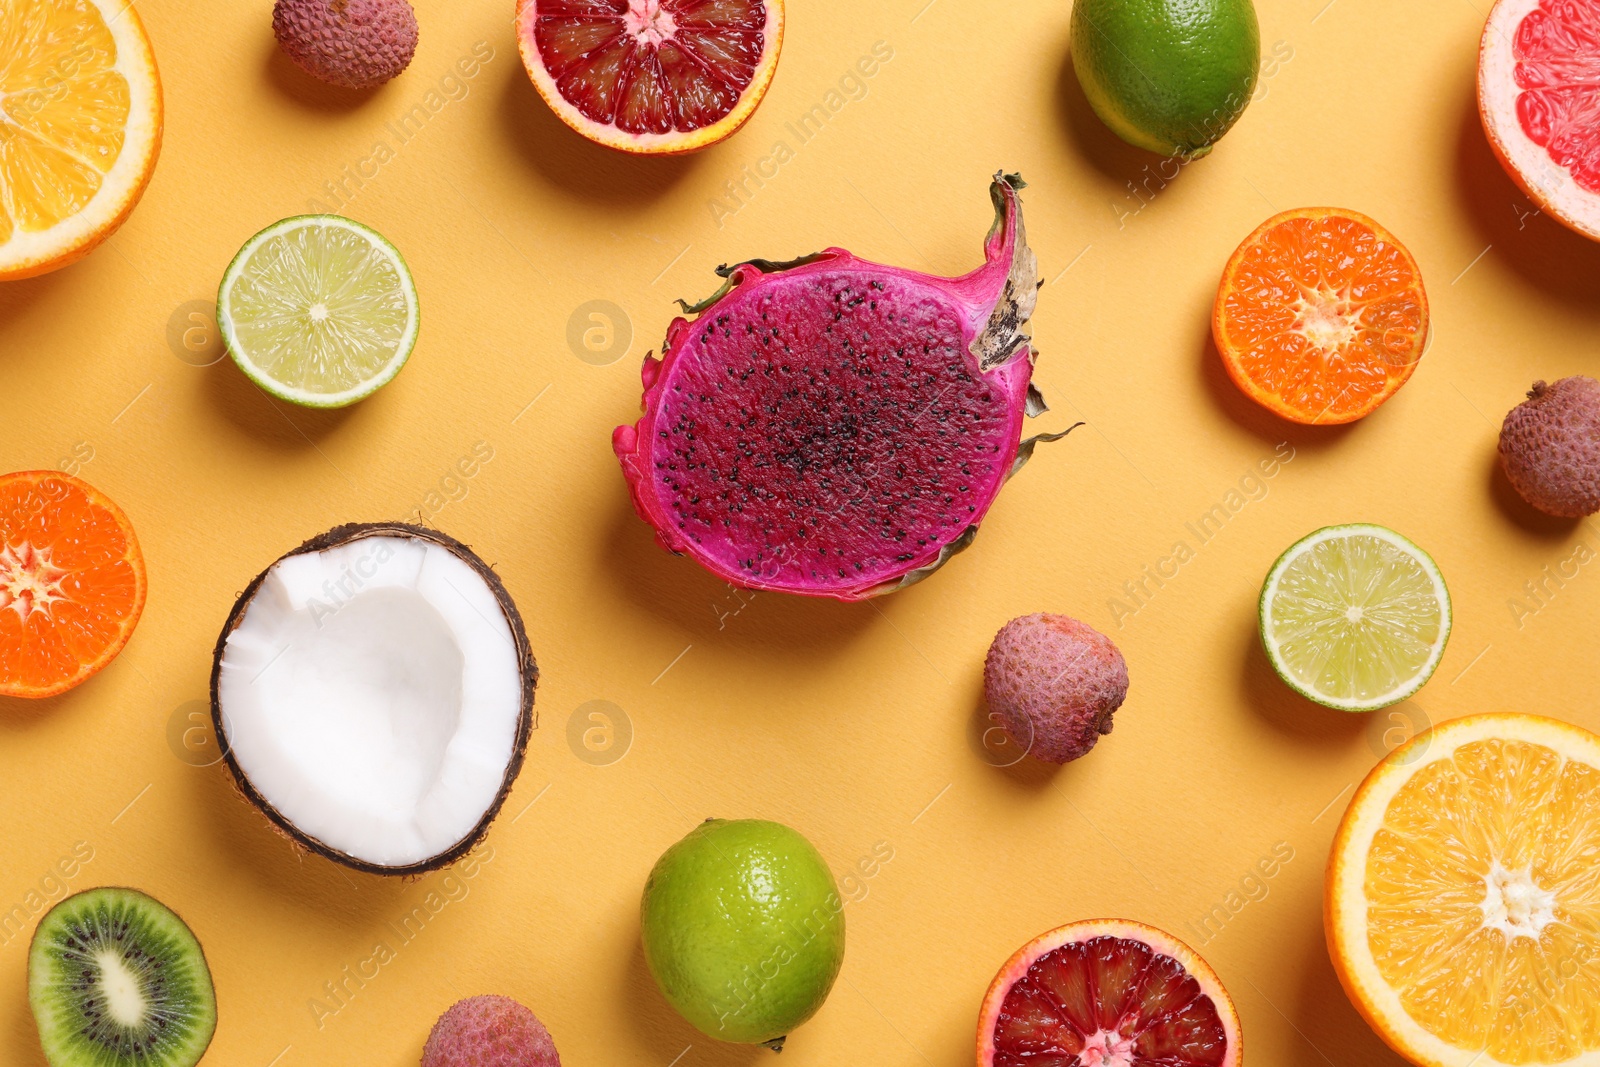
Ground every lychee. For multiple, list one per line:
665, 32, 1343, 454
983, 614, 1129, 764
273, 0, 418, 90
421, 996, 561, 1067
1498, 376, 1600, 518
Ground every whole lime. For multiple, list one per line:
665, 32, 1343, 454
640, 819, 845, 1049
1070, 0, 1261, 157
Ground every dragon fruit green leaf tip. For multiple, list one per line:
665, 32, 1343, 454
613, 172, 1077, 602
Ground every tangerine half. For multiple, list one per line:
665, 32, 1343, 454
0, 471, 146, 698
1213, 208, 1429, 425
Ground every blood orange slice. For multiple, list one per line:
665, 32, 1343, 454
977, 919, 1242, 1067
515, 0, 783, 154
1479, 0, 1600, 242
1213, 208, 1429, 425
0, 471, 146, 699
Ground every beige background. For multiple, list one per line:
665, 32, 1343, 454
3, 0, 1600, 1063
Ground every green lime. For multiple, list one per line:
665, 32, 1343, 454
1070, 0, 1260, 157
217, 215, 419, 409
1259, 524, 1452, 712
640, 819, 845, 1049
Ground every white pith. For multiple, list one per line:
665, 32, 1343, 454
1480, 0, 1600, 240
1329, 714, 1600, 1067
623, 0, 678, 45
0, 0, 161, 273
1481, 861, 1557, 940
95, 949, 146, 1027
1259, 524, 1451, 711
1293, 286, 1359, 352
216, 536, 522, 869
1080, 1029, 1136, 1067
0, 541, 70, 622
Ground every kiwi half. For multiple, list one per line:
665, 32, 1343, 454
28, 887, 217, 1067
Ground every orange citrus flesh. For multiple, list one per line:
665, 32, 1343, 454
0, 0, 163, 280
516, 0, 783, 154
1213, 208, 1429, 425
0, 472, 146, 698
1328, 714, 1600, 1067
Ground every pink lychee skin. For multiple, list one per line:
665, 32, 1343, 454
273, 0, 419, 90
983, 614, 1129, 764
1499, 376, 1600, 518
421, 996, 561, 1067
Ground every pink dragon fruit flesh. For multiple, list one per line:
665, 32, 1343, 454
613, 173, 1075, 601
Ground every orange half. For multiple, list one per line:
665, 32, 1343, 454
515, 0, 783, 155
1327, 713, 1600, 1067
0, 0, 164, 280
0, 471, 146, 698
1213, 208, 1429, 425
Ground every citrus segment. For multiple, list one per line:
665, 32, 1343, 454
1259, 524, 1450, 712
1328, 714, 1600, 1067
516, 0, 783, 154
1214, 209, 1429, 424
0, 0, 162, 279
217, 215, 420, 409
0, 471, 146, 698
978, 919, 1241, 1067
1479, 0, 1600, 241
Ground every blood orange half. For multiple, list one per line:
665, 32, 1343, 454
515, 0, 784, 155
1213, 208, 1429, 426
1479, 0, 1600, 242
977, 919, 1242, 1067
0, 471, 146, 699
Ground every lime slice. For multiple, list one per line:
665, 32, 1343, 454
1258, 524, 1451, 712
218, 216, 419, 408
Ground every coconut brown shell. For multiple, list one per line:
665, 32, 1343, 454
209, 521, 537, 876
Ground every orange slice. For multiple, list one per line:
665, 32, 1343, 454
515, 0, 784, 155
1213, 208, 1429, 425
0, 471, 146, 698
977, 919, 1242, 1066
1327, 713, 1600, 1067
0, 0, 163, 281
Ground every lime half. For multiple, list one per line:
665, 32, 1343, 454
1259, 524, 1451, 712
218, 216, 419, 408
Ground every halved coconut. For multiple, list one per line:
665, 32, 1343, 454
210, 523, 536, 875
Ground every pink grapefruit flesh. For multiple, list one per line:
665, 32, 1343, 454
977, 920, 1242, 1067
1479, 0, 1600, 240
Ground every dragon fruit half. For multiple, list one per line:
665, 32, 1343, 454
613, 173, 1072, 601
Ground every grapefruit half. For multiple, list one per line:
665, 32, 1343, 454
977, 919, 1242, 1067
1479, 0, 1600, 242
515, 0, 784, 155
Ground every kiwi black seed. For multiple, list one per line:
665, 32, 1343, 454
28, 887, 217, 1067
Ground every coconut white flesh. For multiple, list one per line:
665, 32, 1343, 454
217, 536, 522, 868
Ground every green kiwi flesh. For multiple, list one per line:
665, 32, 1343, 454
28, 887, 217, 1067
